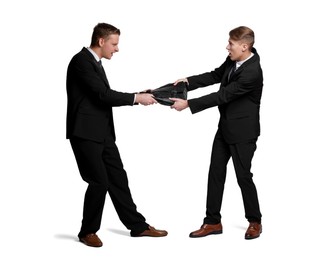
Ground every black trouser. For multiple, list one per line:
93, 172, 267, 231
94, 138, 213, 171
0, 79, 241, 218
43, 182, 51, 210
204, 134, 262, 224
70, 136, 148, 237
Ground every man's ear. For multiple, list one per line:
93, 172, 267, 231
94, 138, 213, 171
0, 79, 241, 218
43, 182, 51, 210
242, 43, 248, 52
98, 38, 105, 47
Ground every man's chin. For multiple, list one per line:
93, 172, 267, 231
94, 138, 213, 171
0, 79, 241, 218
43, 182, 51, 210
105, 54, 113, 60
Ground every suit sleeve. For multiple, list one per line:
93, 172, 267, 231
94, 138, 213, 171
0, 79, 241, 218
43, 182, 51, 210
71, 54, 135, 107
187, 59, 227, 91
188, 65, 261, 114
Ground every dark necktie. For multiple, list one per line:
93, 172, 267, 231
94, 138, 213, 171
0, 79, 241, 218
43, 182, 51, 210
228, 63, 236, 81
94, 60, 107, 86
97, 60, 106, 76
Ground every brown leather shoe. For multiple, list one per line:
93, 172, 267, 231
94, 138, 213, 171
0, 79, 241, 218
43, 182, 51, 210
132, 226, 168, 237
79, 233, 103, 247
245, 222, 262, 239
189, 223, 223, 238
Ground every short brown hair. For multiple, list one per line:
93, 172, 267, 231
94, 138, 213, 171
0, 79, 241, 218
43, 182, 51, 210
229, 26, 255, 50
90, 23, 121, 47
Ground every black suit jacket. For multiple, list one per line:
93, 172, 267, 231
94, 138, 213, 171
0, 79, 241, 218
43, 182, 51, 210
66, 47, 135, 142
187, 48, 263, 144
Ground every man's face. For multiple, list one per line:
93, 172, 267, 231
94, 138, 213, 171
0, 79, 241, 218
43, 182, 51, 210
100, 34, 119, 60
226, 38, 247, 61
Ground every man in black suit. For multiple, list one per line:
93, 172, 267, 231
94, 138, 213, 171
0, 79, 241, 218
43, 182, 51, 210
170, 26, 263, 239
66, 23, 167, 247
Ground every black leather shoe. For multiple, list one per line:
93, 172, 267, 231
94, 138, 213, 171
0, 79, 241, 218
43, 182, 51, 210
189, 223, 223, 238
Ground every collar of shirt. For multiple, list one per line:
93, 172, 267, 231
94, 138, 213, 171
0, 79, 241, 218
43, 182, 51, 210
235, 52, 254, 70
87, 47, 101, 62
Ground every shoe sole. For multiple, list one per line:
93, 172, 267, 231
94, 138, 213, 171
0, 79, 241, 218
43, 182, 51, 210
79, 239, 103, 247
245, 234, 260, 240
189, 230, 223, 238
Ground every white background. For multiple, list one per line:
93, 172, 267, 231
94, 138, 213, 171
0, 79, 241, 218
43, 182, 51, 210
1, 0, 324, 259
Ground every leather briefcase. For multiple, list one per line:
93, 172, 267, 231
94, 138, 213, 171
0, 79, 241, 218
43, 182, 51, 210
149, 81, 188, 106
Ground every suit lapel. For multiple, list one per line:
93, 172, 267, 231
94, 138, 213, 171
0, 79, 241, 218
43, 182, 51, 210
223, 62, 236, 84
82, 47, 110, 87
95, 61, 110, 86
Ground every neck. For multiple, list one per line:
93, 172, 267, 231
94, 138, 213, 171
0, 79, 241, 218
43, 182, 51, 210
237, 51, 251, 62
90, 46, 102, 59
